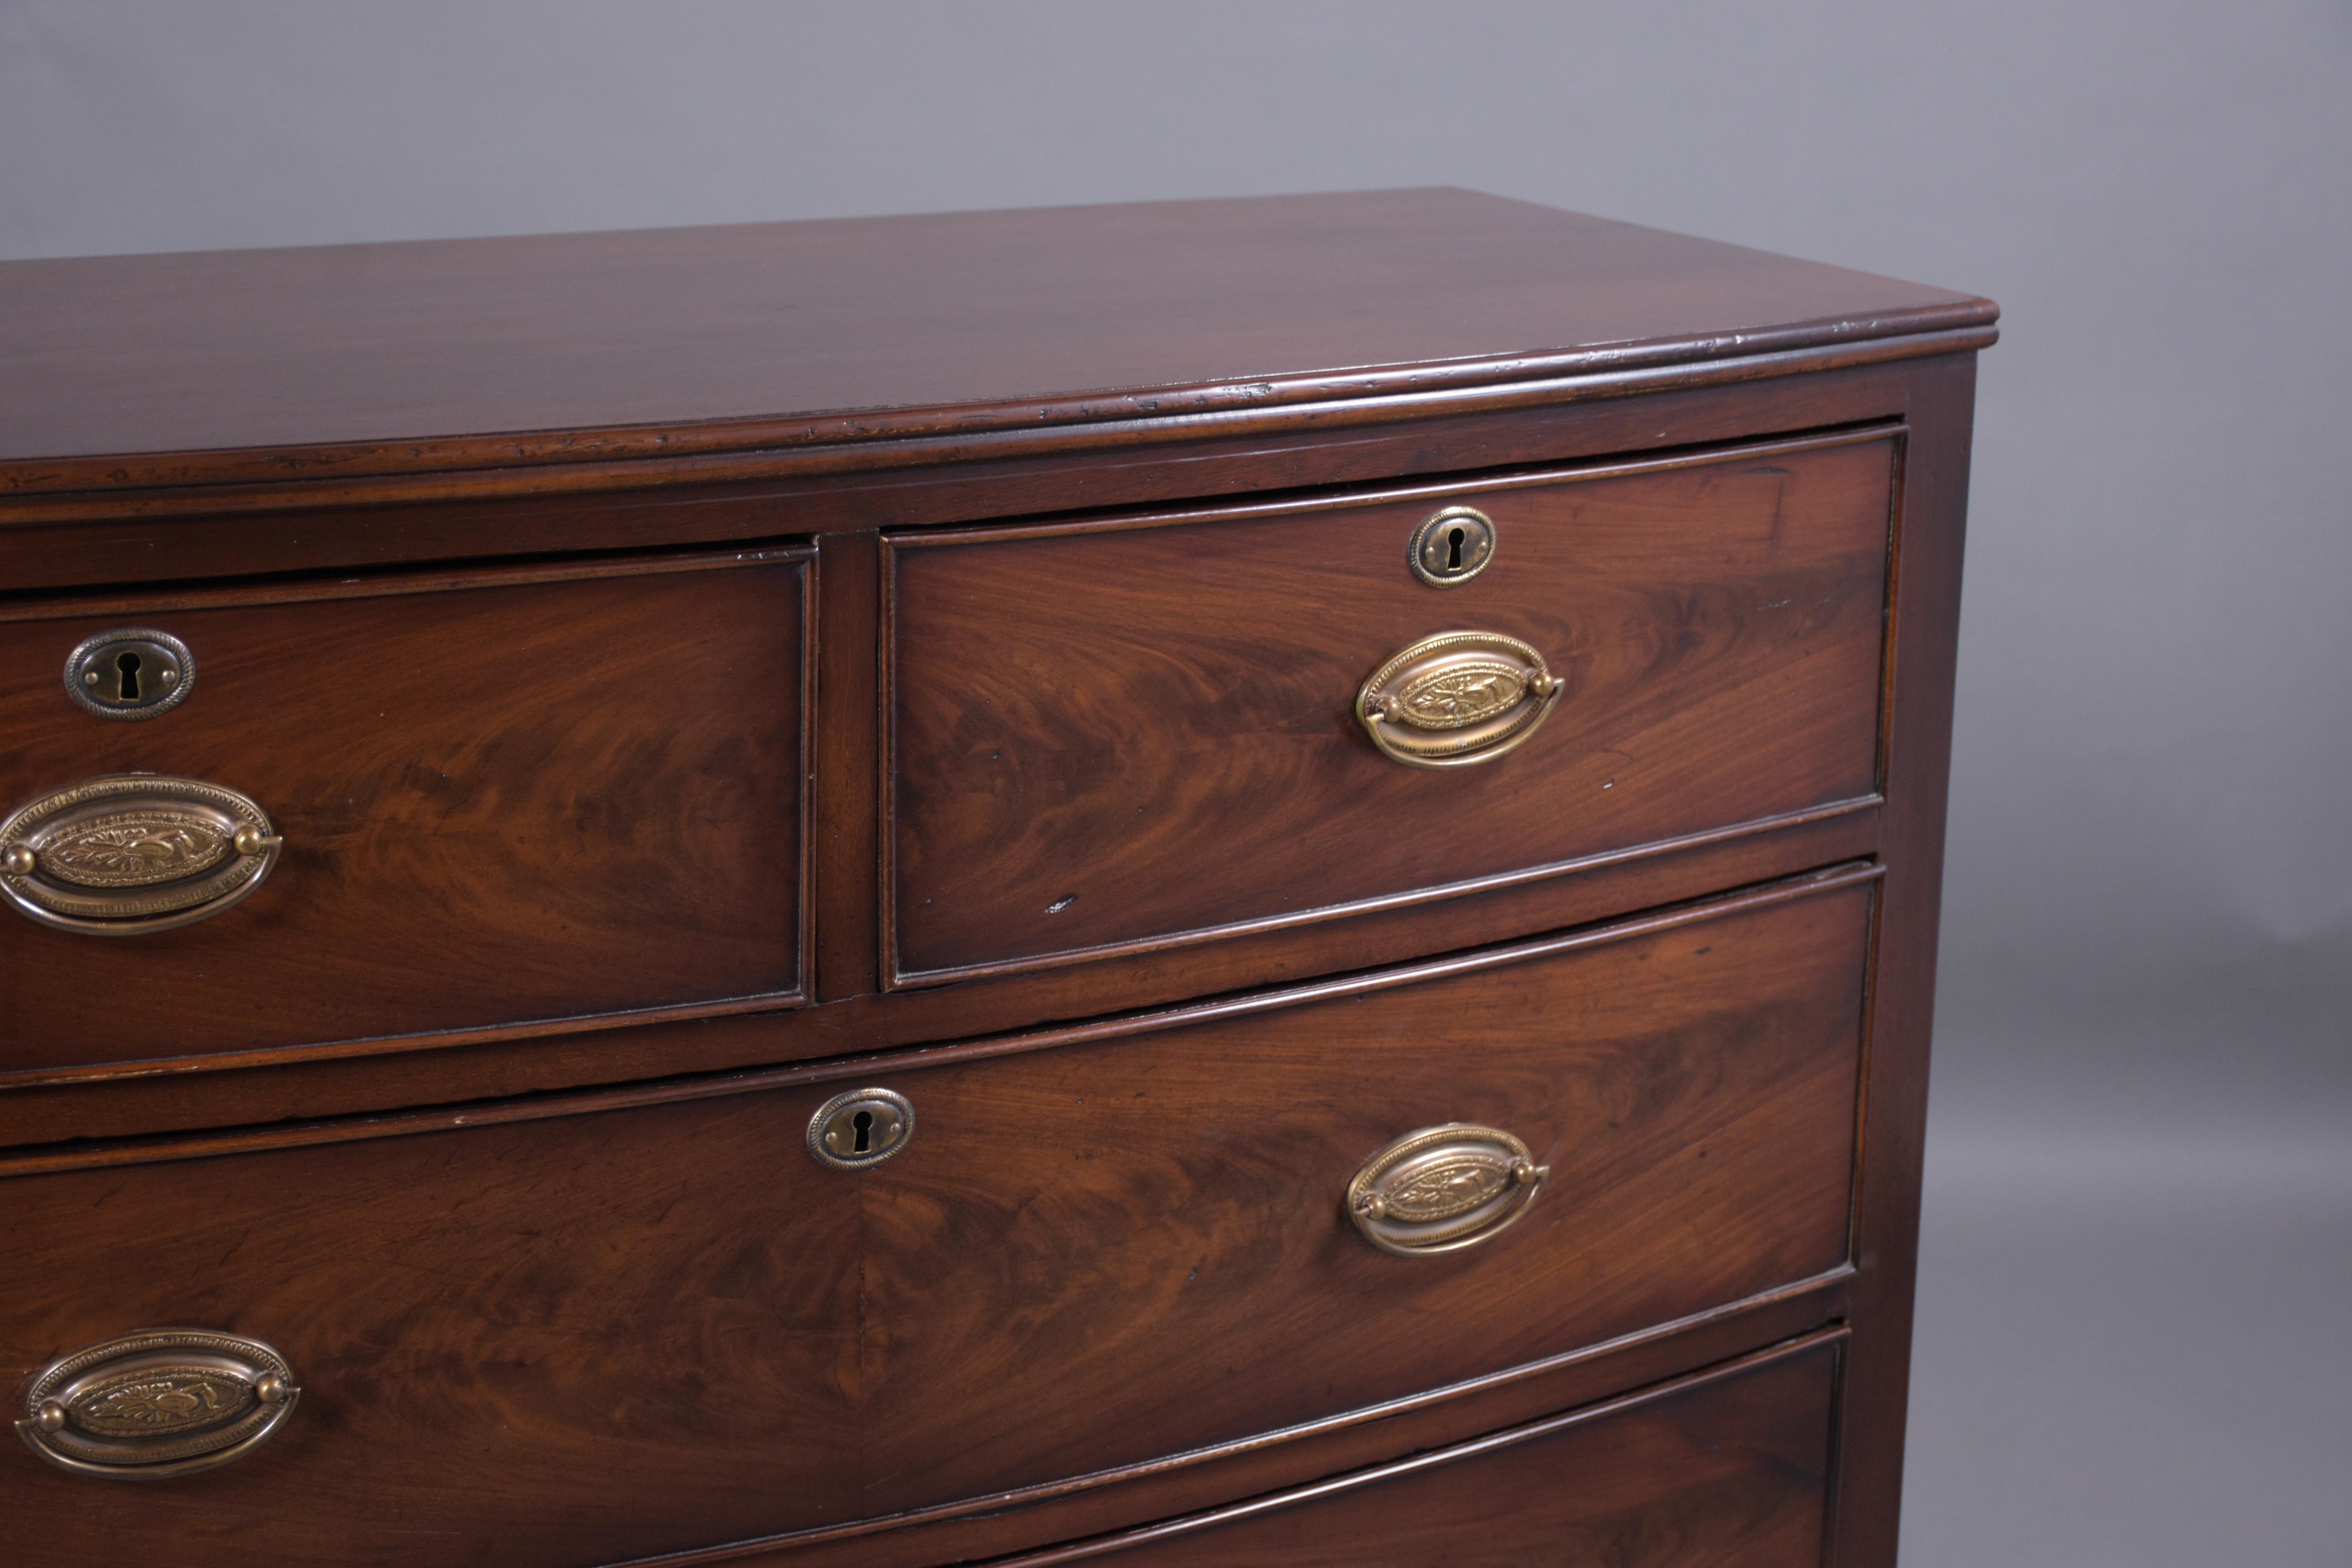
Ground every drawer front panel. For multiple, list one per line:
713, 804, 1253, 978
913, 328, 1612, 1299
2, 1092, 870, 1566
888, 431, 1894, 983
0, 553, 809, 1078
851, 875, 1867, 1516
0, 877, 1865, 1565
1002, 1338, 1838, 1567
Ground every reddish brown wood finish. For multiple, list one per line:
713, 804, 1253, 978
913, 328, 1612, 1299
0, 862, 1870, 1177
849, 876, 1871, 1518
812, 530, 884, 1003
888, 430, 1894, 984
0, 193, 1988, 1568
651, 1285, 1852, 1568
0, 806, 1878, 1145
3, 1102, 866, 1568
0, 875, 1867, 1567
0, 355, 1971, 597
1831, 349, 1979, 1568
0, 190, 1985, 496
0, 550, 810, 1079
984, 1334, 1840, 1568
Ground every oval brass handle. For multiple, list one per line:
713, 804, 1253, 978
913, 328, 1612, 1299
0, 775, 284, 936
1346, 1123, 1549, 1257
15, 1329, 300, 1480
1356, 630, 1562, 769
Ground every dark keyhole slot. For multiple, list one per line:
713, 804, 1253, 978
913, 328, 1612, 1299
1446, 527, 1466, 571
852, 1109, 873, 1153
114, 651, 142, 701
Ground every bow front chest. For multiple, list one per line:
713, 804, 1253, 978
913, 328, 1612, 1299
0, 189, 1992, 1567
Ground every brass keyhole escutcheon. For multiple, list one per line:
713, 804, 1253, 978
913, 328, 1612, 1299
807, 1088, 915, 1170
64, 628, 195, 720
1408, 506, 1497, 587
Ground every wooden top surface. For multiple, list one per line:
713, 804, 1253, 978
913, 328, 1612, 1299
1, 189, 1993, 494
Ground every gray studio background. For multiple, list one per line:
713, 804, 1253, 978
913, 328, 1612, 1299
5, 3, 2347, 1562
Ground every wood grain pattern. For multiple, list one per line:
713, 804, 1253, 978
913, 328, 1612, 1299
0, 863, 1875, 1178
0, 812, 1878, 1143
0, 356, 1954, 597
0, 190, 1987, 496
653, 1282, 1852, 1568
0, 877, 1867, 1566
811, 530, 882, 1003
0, 1096, 867, 1568
987, 1334, 1839, 1568
890, 431, 1894, 982
848, 878, 1872, 1519
1832, 348, 1980, 1568
0, 330, 1994, 538
0, 362, 1958, 1131
0, 193, 1988, 1568
0, 550, 809, 1078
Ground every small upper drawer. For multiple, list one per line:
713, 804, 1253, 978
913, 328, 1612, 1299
886, 430, 1895, 986
0, 549, 809, 1081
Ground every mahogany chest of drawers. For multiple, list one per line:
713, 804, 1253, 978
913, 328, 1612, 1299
0, 190, 1993, 1566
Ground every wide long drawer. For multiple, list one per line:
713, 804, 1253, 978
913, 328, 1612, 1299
0, 869, 1871, 1566
887, 429, 1896, 985
0, 548, 810, 1080
991, 1334, 1841, 1567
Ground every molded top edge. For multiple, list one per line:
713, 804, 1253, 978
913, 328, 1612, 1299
0, 188, 1995, 497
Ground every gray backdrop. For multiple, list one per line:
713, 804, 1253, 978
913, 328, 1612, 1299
5, 4, 2347, 1562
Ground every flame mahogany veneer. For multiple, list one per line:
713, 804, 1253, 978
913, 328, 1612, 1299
0, 190, 1989, 1566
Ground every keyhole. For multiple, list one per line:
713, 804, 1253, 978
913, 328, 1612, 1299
1446, 527, 1466, 572
114, 652, 142, 701
851, 1109, 873, 1153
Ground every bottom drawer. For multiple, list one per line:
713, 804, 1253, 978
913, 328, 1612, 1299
997, 1333, 1841, 1567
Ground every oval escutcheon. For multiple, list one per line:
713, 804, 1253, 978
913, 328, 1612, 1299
1346, 1123, 1549, 1257
15, 1329, 300, 1480
1356, 631, 1562, 768
0, 775, 283, 935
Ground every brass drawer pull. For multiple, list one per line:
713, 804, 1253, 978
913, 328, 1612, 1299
16, 1329, 300, 1480
1356, 631, 1561, 768
0, 775, 284, 935
1347, 1123, 1549, 1257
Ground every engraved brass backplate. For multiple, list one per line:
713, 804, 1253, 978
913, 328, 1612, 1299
1356, 630, 1562, 768
16, 1329, 299, 1480
1346, 1123, 1549, 1257
807, 1087, 915, 1170
0, 775, 283, 935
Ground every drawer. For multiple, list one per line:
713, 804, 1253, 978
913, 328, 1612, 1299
0, 549, 809, 1080
887, 429, 1895, 985
996, 1335, 1840, 1566
0, 871, 1867, 1566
